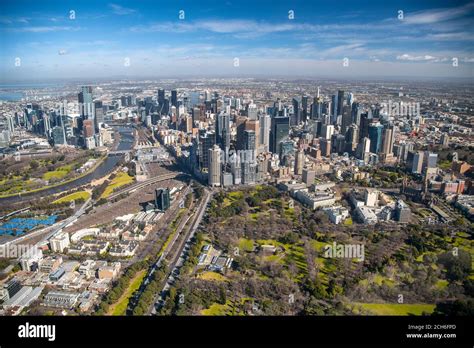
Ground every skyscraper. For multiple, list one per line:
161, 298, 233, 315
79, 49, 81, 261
337, 90, 345, 116
381, 126, 395, 156
216, 111, 231, 161
368, 124, 383, 154
301, 96, 308, 123
295, 149, 304, 175
259, 114, 271, 152
208, 144, 222, 187
78, 86, 94, 119
171, 90, 178, 108
155, 188, 170, 211
270, 116, 290, 157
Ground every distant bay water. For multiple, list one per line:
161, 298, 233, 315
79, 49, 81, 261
0, 82, 65, 101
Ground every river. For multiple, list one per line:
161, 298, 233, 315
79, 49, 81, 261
0, 126, 135, 205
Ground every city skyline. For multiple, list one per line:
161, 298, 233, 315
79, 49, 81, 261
1, 0, 474, 81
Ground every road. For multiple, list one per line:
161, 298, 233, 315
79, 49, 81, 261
151, 188, 212, 315
1, 172, 185, 249
0, 198, 91, 249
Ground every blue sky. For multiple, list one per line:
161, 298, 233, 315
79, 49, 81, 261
0, 0, 473, 80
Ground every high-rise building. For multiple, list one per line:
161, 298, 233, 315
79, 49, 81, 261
368, 124, 383, 154
216, 111, 231, 160
295, 149, 304, 175
301, 96, 308, 123
337, 90, 345, 116
247, 101, 258, 120
345, 124, 359, 153
259, 114, 271, 152
51, 126, 66, 146
78, 86, 94, 119
270, 116, 290, 157
208, 145, 222, 187
381, 126, 395, 157
331, 94, 338, 120
320, 138, 331, 157
94, 101, 104, 130
321, 124, 334, 140
341, 105, 352, 134
406, 150, 424, 174
292, 98, 300, 125
155, 188, 170, 211
171, 90, 178, 107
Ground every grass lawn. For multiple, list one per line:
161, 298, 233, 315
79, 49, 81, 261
435, 279, 449, 290
354, 303, 435, 315
108, 270, 146, 316
343, 217, 353, 225
43, 165, 72, 181
101, 172, 134, 198
197, 271, 227, 282
53, 191, 90, 204
238, 238, 255, 252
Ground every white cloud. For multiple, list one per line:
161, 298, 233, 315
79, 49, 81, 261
403, 2, 474, 24
109, 3, 137, 15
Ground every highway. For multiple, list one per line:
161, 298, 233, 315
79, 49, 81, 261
150, 188, 212, 315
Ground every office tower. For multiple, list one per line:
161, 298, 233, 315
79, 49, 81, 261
241, 130, 257, 184
158, 88, 165, 106
120, 96, 127, 107
171, 90, 178, 107
292, 98, 300, 125
321, 124, 334, 140
345, 124, 359, 153
43, 114, 51, 135
270, 116, 290, 157
208, 144, 222, 187
381, 126, 395, 156
155, 188, 170, 211
331, 134, 346, 155
337, 90, 345, 116
216, 111, 231, 160
320, 138, 331, 157
247, 101, 258, 120
359, 112, 370, 141
199, 131, 215, 170
302, 168, 316, 186
347, 92, 354, 107
204, 90, 211, 102
368, 124, 383, 154
441, 133, 449, 147
78, 86, 94, 119
331, 94, 338, 119
323, 101, 332, 118
425, 152, 438, 169
51, 126, 66, 146
295, 149, 304, 175
5, 115, 14, 133
259, 114, 271, 152
94, 101, 104, 130
406, 150, 424, 174
235, 116, 247, 151
351, 102, 361, 126
313, 120, 323, 137
301, 95, 308, 123
356, 137, 371, 161
245, 119, 260, 153
341, 105, 352, 134
83, 119, 95, 138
